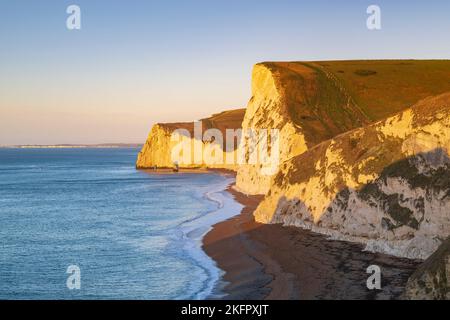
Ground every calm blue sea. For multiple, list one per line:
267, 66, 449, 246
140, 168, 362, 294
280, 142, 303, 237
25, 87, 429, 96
0, 148, 240, 299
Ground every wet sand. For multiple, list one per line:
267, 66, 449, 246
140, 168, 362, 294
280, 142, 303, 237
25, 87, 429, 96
203, 185, 422, 300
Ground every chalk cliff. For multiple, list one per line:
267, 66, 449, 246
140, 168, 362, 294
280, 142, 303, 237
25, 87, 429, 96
236, 60, 450, 195
236, 62, 371, 194
254, 93, 450, 259
136, 109, 245, 170
137, 60, 450, 261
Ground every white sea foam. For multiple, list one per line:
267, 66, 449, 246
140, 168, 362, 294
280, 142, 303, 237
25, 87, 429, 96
177, 176, 243, 300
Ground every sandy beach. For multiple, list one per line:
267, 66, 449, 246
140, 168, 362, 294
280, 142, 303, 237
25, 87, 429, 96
203, 185, 422, 300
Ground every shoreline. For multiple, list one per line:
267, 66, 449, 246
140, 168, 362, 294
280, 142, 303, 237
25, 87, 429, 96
136, 168, 239, 299
203, 184, 422, 300
178, 173, 243, 299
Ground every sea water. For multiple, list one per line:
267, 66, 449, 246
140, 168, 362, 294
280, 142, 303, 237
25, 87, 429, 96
0, 148, 241, 299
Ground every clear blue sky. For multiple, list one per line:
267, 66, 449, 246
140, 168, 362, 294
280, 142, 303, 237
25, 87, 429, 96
1, 0, 449, 144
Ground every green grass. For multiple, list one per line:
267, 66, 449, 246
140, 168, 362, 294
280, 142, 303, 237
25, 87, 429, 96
312, 60, 450, 121
262, 60, 450, 146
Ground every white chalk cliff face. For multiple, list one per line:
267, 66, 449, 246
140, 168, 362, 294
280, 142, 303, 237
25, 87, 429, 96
254, 93, 450, 259
136, 124, 175, 168
236, 62, 370, 195
136, 109, 245, 170
235, 63, 309, 195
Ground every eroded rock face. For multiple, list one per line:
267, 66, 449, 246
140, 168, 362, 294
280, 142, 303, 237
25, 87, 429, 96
254, 93, 450, 259
136, 62, 369, 180
136, 124, 175, 168
403, 238, 450, 299
235, 62, 370, 195
137, 61, 450, 195
235, 60, 450, 196
136, 109, 245, 170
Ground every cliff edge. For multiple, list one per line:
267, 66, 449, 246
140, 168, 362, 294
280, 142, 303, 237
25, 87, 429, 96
236, 60, 450, 194
136, 109, 245, 170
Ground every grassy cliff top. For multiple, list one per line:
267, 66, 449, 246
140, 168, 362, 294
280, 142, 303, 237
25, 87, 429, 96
312, 60, 450, 120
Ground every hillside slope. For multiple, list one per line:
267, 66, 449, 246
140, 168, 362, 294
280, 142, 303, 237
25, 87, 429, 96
254, 93, 450, 259
315, 60, 450, 120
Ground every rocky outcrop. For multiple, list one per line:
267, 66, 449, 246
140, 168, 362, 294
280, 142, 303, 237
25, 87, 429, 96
136, 109, 245, 170
403, 237, 450, 299
254, 93, 450, 259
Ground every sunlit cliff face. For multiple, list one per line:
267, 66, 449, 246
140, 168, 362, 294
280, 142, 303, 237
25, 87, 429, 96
136, 109, 247, 170
136, 61, 450, 259
254, 93, 450, 259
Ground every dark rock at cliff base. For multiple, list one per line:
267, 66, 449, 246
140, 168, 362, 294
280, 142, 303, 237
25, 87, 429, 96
403, 238, 450, 300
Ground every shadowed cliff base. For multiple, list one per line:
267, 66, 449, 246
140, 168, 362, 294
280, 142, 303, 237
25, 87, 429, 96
403, 237, 450, 299
261, 146, 450, 260
255, 92, 450, 258
203, 186, 421, 300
